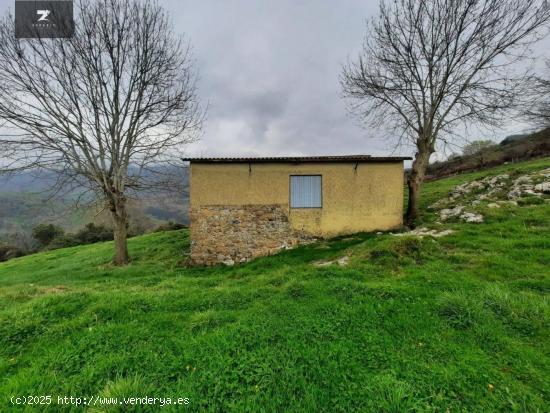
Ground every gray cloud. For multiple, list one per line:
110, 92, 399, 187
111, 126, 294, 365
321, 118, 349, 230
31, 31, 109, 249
1, 0, 548, 159
169, 0, 393, 157
165, 0, 550, 158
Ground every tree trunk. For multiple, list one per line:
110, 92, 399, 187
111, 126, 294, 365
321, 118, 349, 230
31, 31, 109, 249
405, 149, 430, 228
406, 176, 421, 227
110, 195, 129, 265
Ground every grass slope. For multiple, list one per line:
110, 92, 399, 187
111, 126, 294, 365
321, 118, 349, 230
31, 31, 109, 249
425, 127, 550, 179
1, 158, 549, 412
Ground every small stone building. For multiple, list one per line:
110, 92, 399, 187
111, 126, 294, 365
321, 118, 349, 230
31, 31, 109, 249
183, 155, 410, 265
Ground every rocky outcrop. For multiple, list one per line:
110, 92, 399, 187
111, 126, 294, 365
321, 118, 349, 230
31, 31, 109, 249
393, 227, 454, 238
438, 206, 483, 223
429, 167, 549, 224
439, 206, 464, 220
534, 182, 550, 194
427, 166, 550, 227
507, 171, 550, 199
312, 255, 350, 267
460, 212, 484, 223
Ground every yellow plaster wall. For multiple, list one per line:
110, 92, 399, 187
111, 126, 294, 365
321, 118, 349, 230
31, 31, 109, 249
189, 162, 404, 237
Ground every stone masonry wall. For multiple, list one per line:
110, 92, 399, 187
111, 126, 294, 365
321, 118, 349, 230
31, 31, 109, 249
189, 204, 311, 266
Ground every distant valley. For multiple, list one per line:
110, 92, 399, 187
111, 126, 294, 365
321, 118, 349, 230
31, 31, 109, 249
0, 169, 189, 249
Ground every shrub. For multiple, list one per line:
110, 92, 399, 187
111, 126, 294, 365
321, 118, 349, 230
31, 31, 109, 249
154, 221, 187, 232
74, 223, 113, 244
392, 238, 424, 264
0, 244, 25, 262
369, 248, 399, 268
32, 223, 64, 246
369, 238, 428, 268
33, 223, 113, 251
48, 234, 80, 249
517, 196, 545, 206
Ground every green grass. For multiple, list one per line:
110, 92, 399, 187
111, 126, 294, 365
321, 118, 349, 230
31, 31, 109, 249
1, 158, 549, 412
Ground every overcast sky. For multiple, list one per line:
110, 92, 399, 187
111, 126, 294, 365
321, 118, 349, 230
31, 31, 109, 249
167, 0, 550, 158
2, 0, 549, 159
170, 0, 387, 158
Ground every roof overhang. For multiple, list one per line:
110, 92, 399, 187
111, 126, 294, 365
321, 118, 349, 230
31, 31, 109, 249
181, 155, 412, 164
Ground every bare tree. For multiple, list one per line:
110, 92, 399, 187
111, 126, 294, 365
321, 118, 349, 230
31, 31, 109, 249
341, 0, 550, 226
525, 58, 550, 128
0, 0, 202, 264
462, 139, 497, 167
462, 140, 495, 156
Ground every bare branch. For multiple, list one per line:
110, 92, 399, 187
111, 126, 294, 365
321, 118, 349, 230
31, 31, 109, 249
341, 0, 550, 225
0, 0, 203, 263
524, 58, 550, 128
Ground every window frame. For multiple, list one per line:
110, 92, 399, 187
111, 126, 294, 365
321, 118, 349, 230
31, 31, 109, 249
289, 174, 323, 209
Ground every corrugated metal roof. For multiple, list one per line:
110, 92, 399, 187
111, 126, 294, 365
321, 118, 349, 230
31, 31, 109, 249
181, 155, 411, 163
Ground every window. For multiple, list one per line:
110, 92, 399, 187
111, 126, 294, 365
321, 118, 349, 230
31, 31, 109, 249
290, 175, 322, 208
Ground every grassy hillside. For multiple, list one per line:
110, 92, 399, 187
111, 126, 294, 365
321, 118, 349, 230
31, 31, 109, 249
426, 127, 550, 179
0, 158, 549, 412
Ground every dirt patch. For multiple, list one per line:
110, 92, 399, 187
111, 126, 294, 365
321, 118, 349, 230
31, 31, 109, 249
43, 285, 69, 294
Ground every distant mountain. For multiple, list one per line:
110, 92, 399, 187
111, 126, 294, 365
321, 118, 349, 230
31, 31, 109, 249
0, 165, 189, 193
0, 170, 60, 192
0, 166, 189, 248
500, 134, 529, 146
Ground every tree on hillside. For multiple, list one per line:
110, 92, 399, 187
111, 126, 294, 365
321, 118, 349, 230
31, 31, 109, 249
0, 0, 203, 264
32, 224, 64, 246
525, 58, 550, 128
462, 140, 495, 156
463, 139, 497, 168
341, 0, 550, 226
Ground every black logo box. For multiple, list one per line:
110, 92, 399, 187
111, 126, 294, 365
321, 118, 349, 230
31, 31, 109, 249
15, 1, 74, 38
